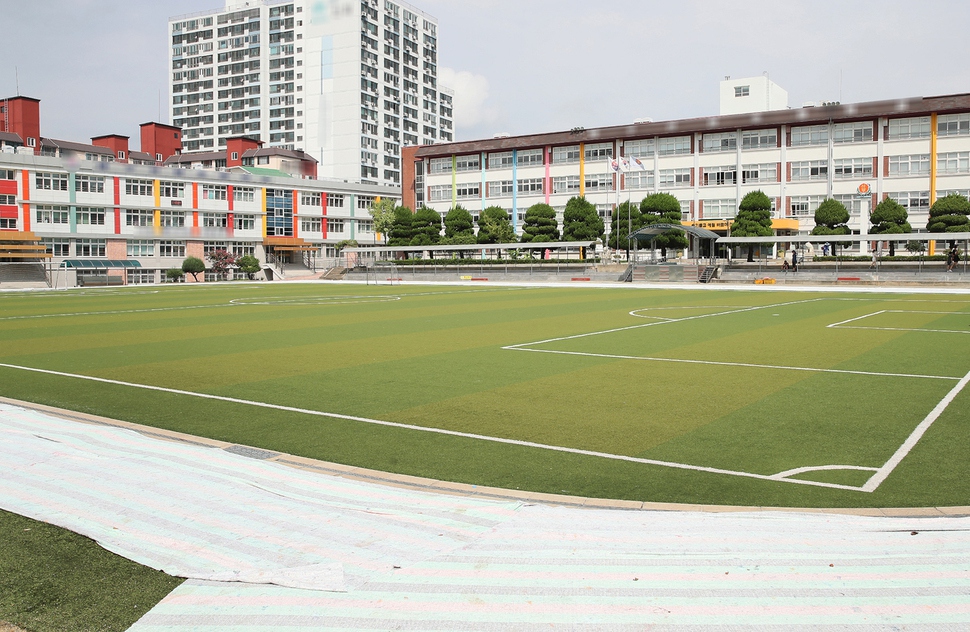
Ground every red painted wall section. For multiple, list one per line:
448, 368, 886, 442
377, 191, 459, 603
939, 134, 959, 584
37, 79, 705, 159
226, 138, 261, 168
140, 122, 183, 163
1, 97, 41, 151
321, 192, 328, 239
0, 176, 15, 220
292, 190, 299, 237
92, 135, 130, 163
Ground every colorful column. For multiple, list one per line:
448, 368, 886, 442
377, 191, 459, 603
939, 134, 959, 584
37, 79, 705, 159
929, 113, 938, 256
292, 190, 299, 237
113, 177, 121, 235
68, 172, 77, 232
153, 180, 161, 230
261, 187, 268, 237
321, 193, 328, 240
511, 149, 518, 231
227, 185, 234, 238
21, 169, 31, 232
451, 155, 457, 207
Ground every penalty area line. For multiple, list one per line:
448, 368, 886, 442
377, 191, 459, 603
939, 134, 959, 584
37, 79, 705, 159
0, 362, 864, 492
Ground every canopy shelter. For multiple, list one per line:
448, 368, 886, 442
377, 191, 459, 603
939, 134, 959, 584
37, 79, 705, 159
263, 237, 318, 252
628, 223, 722, 262
0, 231, 51, 261
58, 259, 142, 269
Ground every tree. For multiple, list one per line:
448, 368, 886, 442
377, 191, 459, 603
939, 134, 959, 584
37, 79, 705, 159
410, 207, 442, 249
388, 206, 414, 247
181, 256, 206, 282
562, 196, 604, 245
165, 268, 185, 283
334, 239, 358, 252
368, 198, 396, 245
608, 201, 643, 253
443, 205, 475, 240
811, 199, 851, 249
730, 190, 774, 262
206, 249, 237, 280
926, 193, 970, 234
520, 203, 560, 243
477, 206, 516, 244
237, 255, 260, 280
640, 193, 687, 259
870, 198, 911, 256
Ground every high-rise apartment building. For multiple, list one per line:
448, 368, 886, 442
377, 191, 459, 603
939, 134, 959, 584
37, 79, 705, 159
169, 0, 454, 187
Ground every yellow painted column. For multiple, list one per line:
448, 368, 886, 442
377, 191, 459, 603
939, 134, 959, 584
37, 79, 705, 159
578, 143, 585, 197
153, 179, 161, 231
261, 188, 268, 236
929, 113, 938, 256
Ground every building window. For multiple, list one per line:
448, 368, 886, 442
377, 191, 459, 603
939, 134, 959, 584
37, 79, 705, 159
43, 238, 70, 256
702, 165, 737, 186
741, 128, 777, 150
625, 172, 654, 190
517, 178, 544, 195
937, 113, 970, 137
888, 154, 931, 176
127, 240, 155, 257
488, 151, 513, 169
735, 85, 749, 98
790, 195, 825, 216
790, 124, 828, 146
126, 210, 154, 227
327, 218, 344, 233
201, 184, 227, 200
125, 179, 154, 196
741, 163, 778, 184
702, 132, 736, 153
75, 175, 105, 193
938, 151, 970, 175
429, 184, 451, 201
301, 217, 322, 232
455, 182, 480, 199
160, 182, 185, 198
833, 158, 873, 178
487, 180, 513, 197
356, 220, 374, 232
328, 194, 345, 208
657, 136, 691, 156
454, 155, 480, 172
552, 145, 580, 164
76, 239, 106, 257
552, 175, 580, 194
356, 195, 375, 210
158, 241, 186, 258
234, 214, 256, 230
35, 172, 69, 191
702, 198, 737, 219
429, 157, 451, 173
659, 168, 691, 187
625, 138, 655, 157
76, 207, 105, 225
888, 117, 931, 140
0, 218, 16, 229
0, 169, 16, 180
583, 174, 613, 192
160, 211, 186, 227
888, 191, 930, 212
36, 205, 70, 224
233, 186, 255, 202
833, 121, 873, 144
584, 142, 612, 161
517, 148, 544, 166
790, 160, 828, 181
300, 191, 321, 206
0, 194, 16, 205
203, 213, 228, 228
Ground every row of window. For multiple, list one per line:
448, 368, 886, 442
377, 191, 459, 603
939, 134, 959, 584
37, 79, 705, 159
427, 114, 970, 174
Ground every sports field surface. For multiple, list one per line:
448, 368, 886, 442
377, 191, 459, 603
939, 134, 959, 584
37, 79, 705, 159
2, 282, 969, 508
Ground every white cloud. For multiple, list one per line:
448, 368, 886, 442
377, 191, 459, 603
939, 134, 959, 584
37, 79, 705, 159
438, 67, 500, 133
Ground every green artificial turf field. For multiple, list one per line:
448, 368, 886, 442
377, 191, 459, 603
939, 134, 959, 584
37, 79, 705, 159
1, 283, 969, 508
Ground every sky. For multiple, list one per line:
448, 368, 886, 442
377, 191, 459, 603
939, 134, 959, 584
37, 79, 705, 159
2, 0, 970, 145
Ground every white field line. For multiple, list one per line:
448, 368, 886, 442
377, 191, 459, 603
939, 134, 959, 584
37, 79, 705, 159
504, 347, 959, 381
504, 298, 825, 350
0, 362, 868, 492
835, 326, 970, 336
0, 304, 240, 322
862, 369, 970, 492
827, 311, 887, 328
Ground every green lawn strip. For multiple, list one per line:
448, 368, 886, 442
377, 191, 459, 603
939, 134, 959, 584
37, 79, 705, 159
0, 509, 183, 632
2, 366, 968, 508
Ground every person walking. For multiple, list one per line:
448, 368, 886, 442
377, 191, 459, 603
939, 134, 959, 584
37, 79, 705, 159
947, 246, 959, 272
791, 247, 798, 273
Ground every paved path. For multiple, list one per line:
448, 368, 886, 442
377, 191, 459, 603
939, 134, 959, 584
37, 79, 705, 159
3, 400, 970, 630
